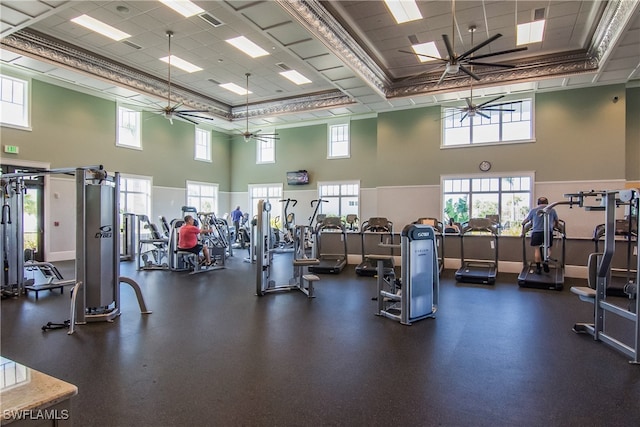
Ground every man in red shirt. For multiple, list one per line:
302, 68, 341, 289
178, 215, 211, 265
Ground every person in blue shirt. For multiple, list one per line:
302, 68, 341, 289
522, 197, 559, 274
231, 206, 243, 242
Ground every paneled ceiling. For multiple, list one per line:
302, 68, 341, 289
1, 0, 639, 133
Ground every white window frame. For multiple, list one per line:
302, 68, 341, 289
327, 122, 350, 159
119, 174, 152, 218
248, 183, 283, 225
256, 137, 276, 164
116, 104, 142, 149
0, 74, 30, 130
194, 127, 212, 162
441, 172, 534, 236
186, 180, 219, 214
442, 96, 534, 147
317, 180, 360, 220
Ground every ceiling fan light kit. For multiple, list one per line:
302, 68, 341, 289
145, 30, 214, 125
240, 73, 280, 143
400, 0, 527, 85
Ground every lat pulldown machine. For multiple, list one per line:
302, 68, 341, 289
1, 166, 152, 333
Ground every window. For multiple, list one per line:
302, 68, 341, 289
195, 128, 211, 162
1, 74, 29, 128
256, 138, 275, 164
442, 174, 532, 235
442, 98, 533, 146
186, 181, 218, 214
318, 181, 359, 221
117, 105, 141, 149
249, 184, 283, 226
328, 123, 350, 158
119, 175, 152, 217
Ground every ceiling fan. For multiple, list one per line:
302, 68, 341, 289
148, 31, 213, 125
399, 0, 528, 84
442, 28, 522, 122
239, 73, 279, 143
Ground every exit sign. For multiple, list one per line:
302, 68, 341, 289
4, 145, 19, 154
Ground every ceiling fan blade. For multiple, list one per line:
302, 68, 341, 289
175, 114, 198, 125
398, 49, 445, 62
436, 68, 449, 85
458, 33, 502, 61
178, 109, 210, 113
437, 109, 462, 121
480, 100, 523, 109
459, 113, 469, 123
467, 61, 516, 69
459, 64, 480, 81
477, 111, 491, 119
465, 98, 473, 108
442, 34, 455, 60
470, 46, 528, 61
476, 95, 505, 108
481, 108, 516, 112
178, 113, 214, 121
398, 65, 444, 83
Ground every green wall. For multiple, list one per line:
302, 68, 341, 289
627, 87, 640, 182
1, 76, 636, 193
373, 84, 627, 186
1, 79, 231, 188
229, 118, 378, 191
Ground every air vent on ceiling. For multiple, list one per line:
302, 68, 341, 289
199, 12, 224, 28
533, 8, 546, 21
121, 40, 142, 50
408, 35, 419, 45
276, 63, 291, 71
208, 78, 220, 85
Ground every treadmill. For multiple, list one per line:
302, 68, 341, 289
308, 217, 347, 274
518, 220, 566, 291
413, 218, 444, 274
592, 218, 638, 297
455, 218, 499, 285
355, 217, 394, 277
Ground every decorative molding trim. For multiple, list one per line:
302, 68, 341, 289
1, 29, 233, 120
232, 90, 355, 119
588, 0, 639, 63
277, 0, 389, 97
0, 0, 635, 121
387, 51, 599, 98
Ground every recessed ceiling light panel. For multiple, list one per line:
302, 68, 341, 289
517, 20, 546, 45
160, 55, 202, 73
220, 83, 251, 96
225, 36, 269, 58
279, 70, 311, 85
70, 15, 131, 41
412, 42, 440, 62
384, 0, 423, 24
158, 0, 204, 18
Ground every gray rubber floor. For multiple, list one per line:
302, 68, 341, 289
2, 255, 639, 426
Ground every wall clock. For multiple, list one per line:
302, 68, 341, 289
479, 161, 492, 172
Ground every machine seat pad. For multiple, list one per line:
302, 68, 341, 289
302, 274, 320, 282
571, 286, 596, 298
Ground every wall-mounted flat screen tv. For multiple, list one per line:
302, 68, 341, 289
287, 170, 309, 185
